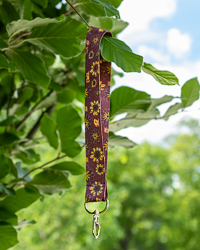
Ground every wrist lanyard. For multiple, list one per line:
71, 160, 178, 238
84, 27, 112, 238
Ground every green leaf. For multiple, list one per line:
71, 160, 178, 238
18, 87, 33, 104
0, 155, 10, 179
150, 95, 174, 108
102, 0, 122, 8
11, 49, 50, 89
0, 38, 8, 49
25, 17, 87, 59
36, 92, 57, 110
40, 113, 58, 149
28, 170, 72, 195
89, 16, 113, 31
110, 107, 159, 132
19, 0, 33, 20
0, 183, 15, 196
109, 132, 137, 148
61, 140, 82, 158
0, 133, 19, 147
90, 0, 120, 18
57, 88, 75, 104
0, 210, 17, 225
0, 223, 19, 250
57, 105, 82, 157
142, 63, 179, 85
163, 103, 183, 121
111, 18, 128, 37
0, 0, 19, 26
101, 36, 143, 73
15, 162, 31, 181
49, 161, 85, 175
32, 0, 47, 7
181, 77, 200, 108
7, 16, 65, 41
110, 86, 151, 118
14, 219, 36, 230
0, 116, 15, 126
0, 53, 9, 69
57, 105, 82, 140
16, 149, 40, 165
0, 186, 40, 213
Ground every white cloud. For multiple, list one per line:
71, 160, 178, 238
166, 28, 192, 58
137, 45, 170, 64
118, 0, 177, 35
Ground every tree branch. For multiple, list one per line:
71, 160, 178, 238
16, 90, 54, 131
26, 102, 57, 140
8, 31, 32, 45
65, 0, 89, 27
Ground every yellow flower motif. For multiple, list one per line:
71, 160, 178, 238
85, 198, 90, 203
88, 27, 93, 33
103, 111, 109, 121
86, 46, 88, 54
92, 131, 99, 141
91, 79, 97, 87
99, 28, 103, 32
96, 198, 101, 202
90, 101, 100, 116
94, 119, 99, 127
100, 81, 105, 90
89, 181, 103, 196
90, 147, 104, 163
93, 37, 99, 44
96, 164, 105, 175
96, 51, 100, 57
86, 170, 91, 181
85, 88, 89, 98
86, 40, 90, 45
104, 141, 108, 151
85, 118, 89, 129
106, 65, 111, 74
96, 90, 99, 96
85, 144, 88, 151
89, 51, 94, 59
90, 61, 99, 77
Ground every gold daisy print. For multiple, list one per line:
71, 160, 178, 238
90, 147, 104, 163
90, 61, 99, 76
89, 51, 94, 59
99, 28, 103, 32
87, 27, 93, 33
96, 164, 105, 175
91, 131, 100, 142
85, 88, 89, 98
103, 111, 109, 121
85, 118, 89, 129
104, 141, 108, 151
96, 51, 100, 57
96, 198, 101, 202
93, 37, 99, 44
90, 101, 100, 115
106, 64, 111, 74
89, 181, 103, 196
91, 79, 97, 87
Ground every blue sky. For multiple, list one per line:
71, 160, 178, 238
113, 0, 200, 144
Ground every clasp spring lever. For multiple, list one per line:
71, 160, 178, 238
92, 210, 100, 239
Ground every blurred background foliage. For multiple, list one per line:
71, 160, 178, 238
12, 118, 200, 250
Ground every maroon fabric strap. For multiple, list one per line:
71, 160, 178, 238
85, 27, 112, 203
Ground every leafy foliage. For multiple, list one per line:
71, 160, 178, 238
0, 0, 199, 249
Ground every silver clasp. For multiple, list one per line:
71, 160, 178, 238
93, 210, 100, 239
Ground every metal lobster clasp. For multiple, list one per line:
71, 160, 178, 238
84, 200, 109, 239
93, 210, 100, 239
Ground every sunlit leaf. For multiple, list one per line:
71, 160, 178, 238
101, 36, 143, 72
142, 63, 179, 85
